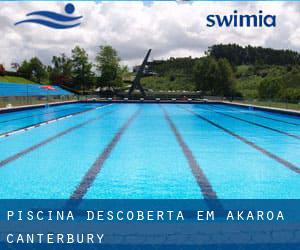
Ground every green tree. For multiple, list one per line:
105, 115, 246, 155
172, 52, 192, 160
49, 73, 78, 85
71, 46, 94, 91
18, 60, 32, 79
193, 57, 218, 94
208, 44, 300, 66
29, 57, 47, 83
194, 57, 235, 96
18, 58, 47, 83
258, 78, 283, 99
50, 54, 73, 85
95, 45, 122, 88
215, 58, 235, 96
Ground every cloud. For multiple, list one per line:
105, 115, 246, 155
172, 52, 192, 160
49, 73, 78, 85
0, 2, 299, 70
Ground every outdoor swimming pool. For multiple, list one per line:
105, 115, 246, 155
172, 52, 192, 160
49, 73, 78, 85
0, 103, 298, 199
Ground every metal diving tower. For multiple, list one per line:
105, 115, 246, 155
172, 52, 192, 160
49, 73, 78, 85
128, 49, 152, 98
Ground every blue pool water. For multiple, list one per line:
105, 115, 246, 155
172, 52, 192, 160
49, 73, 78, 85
0, 103, 298, 199
0, 103, 103, 136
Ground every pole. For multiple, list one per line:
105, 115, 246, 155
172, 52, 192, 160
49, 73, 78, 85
27, 84, 29, 104
46, 89, 49, 107
82, 63, 85, 100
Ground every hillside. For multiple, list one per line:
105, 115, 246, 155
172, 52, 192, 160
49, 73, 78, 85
141, 45, 300, 105
0, 76, 37, 84
141, 76, 195, 91
235, 64, 300, 102
143, 57, 197, 91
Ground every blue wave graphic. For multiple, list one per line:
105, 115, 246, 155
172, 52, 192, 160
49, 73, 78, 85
14, 19, 81, 29
26, 11, 82, 22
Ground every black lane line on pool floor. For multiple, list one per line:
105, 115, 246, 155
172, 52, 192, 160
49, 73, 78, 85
213, 105, 300, 126
0, 104, 111, 139
180, 106, 300, 174
160, 105, 219, 200
0, 109, 116, 168
70, 108, 141, 200
203, 106, 300, 140
251, 113, 300, 126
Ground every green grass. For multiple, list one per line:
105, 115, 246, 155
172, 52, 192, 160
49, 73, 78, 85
141, 76, 195, 91
0, 76, 37, 84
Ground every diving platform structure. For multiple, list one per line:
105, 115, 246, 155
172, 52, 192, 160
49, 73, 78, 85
128, 49, 152, 98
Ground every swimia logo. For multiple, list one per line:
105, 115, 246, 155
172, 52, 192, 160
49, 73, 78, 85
206, 10, 276, 28
15, 3, 82, 29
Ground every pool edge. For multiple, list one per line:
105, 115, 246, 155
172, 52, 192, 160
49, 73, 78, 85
0, 100, 79, 114
222, 101, 300, 117
1, 99, 299, 117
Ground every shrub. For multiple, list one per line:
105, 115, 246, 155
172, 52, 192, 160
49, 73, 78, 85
279, 88, 300, 103
169, 75, 176, 82
258, 78, 283, 99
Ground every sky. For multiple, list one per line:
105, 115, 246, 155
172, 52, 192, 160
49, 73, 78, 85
0, 1, 300, 70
